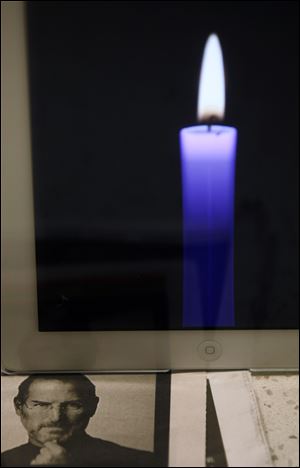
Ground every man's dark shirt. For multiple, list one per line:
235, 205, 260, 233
1, 433, 157, 467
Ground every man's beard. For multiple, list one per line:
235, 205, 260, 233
30, 424, 81, 445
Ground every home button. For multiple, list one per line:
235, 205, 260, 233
197, 340, 222, 361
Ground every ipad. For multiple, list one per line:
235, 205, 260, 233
2, 2, 298, 372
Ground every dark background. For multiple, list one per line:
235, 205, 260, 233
26, 1, 299, 330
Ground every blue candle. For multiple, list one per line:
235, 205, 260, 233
180, 34, 238, 327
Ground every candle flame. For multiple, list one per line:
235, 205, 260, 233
197, 33, 225, 122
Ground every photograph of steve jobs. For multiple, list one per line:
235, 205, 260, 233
1, 374, 169, 467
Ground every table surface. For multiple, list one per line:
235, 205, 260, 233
251, 374, 299, 467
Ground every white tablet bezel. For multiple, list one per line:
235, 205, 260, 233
1, 2, 298, 373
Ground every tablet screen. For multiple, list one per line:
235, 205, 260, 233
26, 2, 299, 331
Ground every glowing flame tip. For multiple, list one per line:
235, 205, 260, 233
197, 33, 225, 122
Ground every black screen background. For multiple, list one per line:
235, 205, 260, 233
26, 1, 299, 331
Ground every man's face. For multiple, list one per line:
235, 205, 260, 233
15, 379, 97, 447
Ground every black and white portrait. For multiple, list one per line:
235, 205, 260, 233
1, 374, 170, 467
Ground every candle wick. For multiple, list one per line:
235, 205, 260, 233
207, 115, 217, 133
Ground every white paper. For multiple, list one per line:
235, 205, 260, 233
208, 371, 273, 467
168, 372, 207, 467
